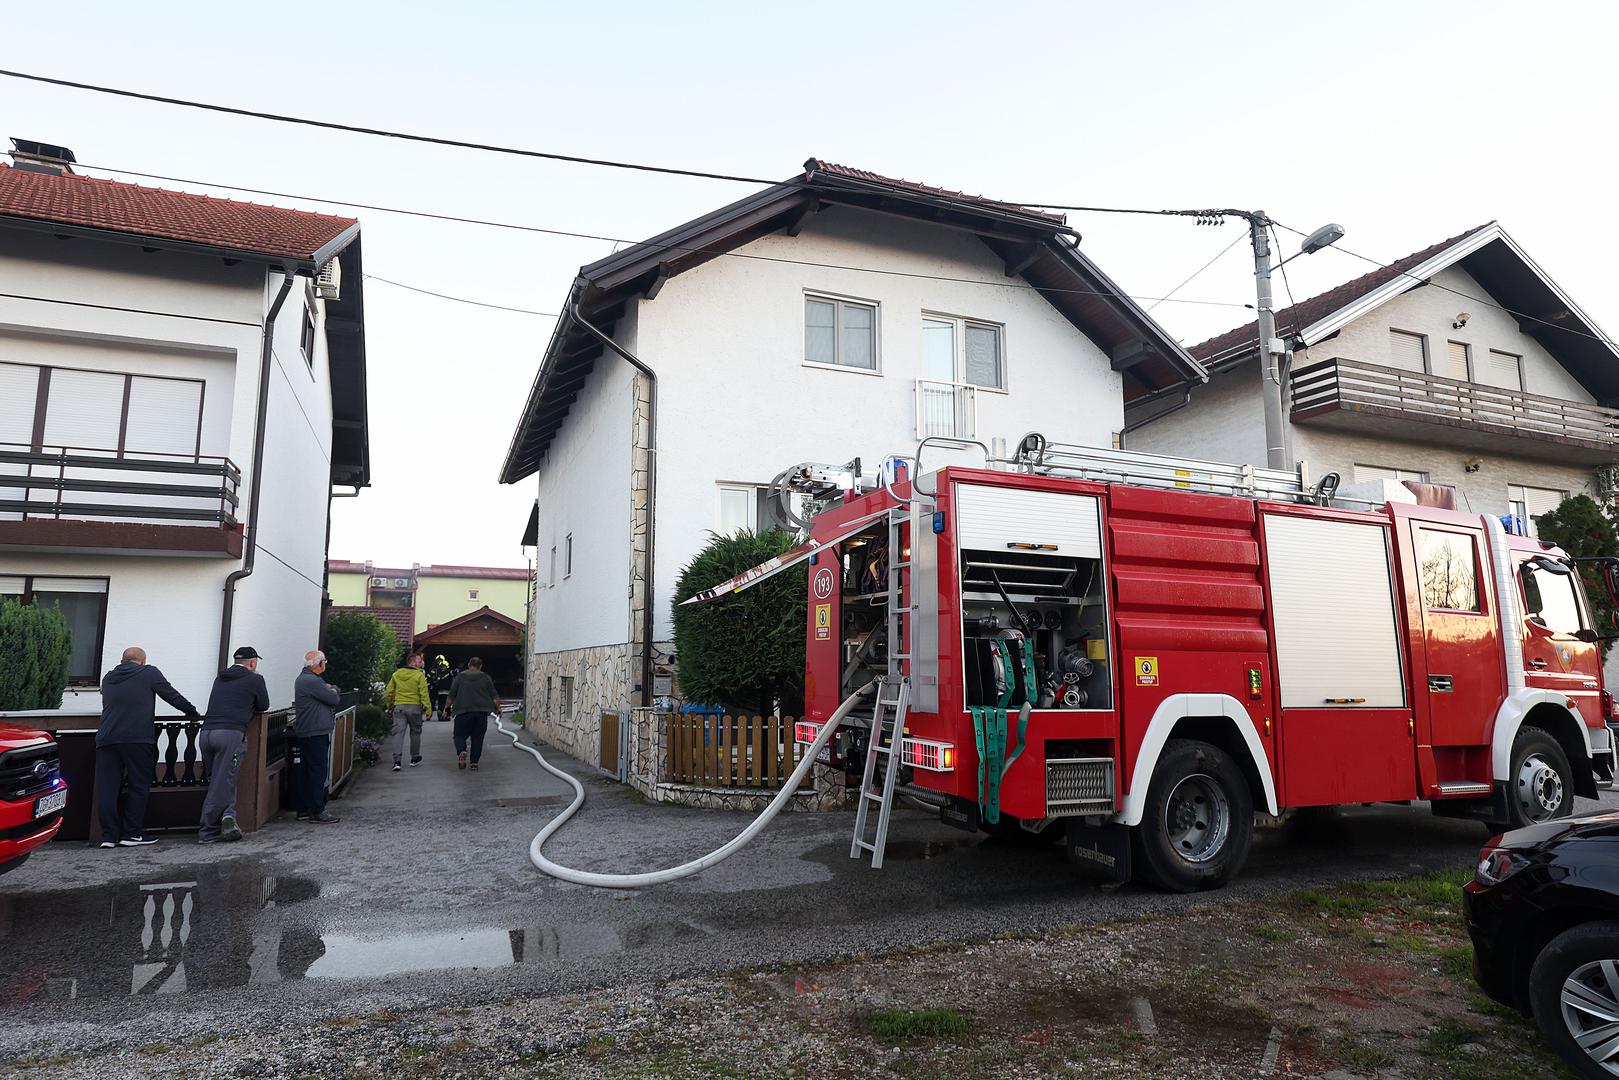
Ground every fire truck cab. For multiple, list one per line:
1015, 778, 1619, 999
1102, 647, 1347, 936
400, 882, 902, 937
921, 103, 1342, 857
795, 440, 1616, 892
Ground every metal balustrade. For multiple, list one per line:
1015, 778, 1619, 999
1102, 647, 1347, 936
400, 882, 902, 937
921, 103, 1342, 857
0, 443, 240, 526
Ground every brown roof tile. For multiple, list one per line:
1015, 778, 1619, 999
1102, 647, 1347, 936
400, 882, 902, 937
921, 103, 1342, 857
804, 158, 1067, 227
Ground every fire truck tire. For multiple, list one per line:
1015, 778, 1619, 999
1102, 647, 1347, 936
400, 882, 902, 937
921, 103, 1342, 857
1132, 739, 1254, 893
1496, 726, 1575, 831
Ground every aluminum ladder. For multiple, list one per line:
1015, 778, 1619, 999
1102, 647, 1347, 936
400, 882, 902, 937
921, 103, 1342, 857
850, 506, 913, 869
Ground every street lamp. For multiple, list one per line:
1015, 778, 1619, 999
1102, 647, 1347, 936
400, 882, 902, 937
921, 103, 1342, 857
1250, 215, 1345, 471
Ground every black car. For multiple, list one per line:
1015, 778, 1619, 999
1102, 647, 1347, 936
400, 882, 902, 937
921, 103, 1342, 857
1466, 811, 1619, 1078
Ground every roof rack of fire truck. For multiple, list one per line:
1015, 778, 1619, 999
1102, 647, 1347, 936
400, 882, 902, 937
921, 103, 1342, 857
989, 433, 1337, 506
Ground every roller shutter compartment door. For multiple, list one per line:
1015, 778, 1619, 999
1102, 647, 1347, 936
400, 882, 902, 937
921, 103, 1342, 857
0, 364, 40, 521
123, 376, 203, 458
41, 369, 124, 452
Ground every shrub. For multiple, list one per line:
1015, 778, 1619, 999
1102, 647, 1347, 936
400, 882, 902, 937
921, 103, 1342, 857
323, 612, 400, 705
0, 598, 72, 712
353, 736, 381, 767
672, 528, 805, 715
354, 703, 389, 740
1535, 493, 1619, 655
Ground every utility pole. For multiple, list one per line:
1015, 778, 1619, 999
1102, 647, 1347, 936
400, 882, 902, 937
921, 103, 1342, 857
1248, 211, 1291, 471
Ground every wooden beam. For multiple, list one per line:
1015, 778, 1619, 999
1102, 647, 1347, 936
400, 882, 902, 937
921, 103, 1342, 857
1003, 241, 1043, 278
784, 200, 820, 237
1110, 341, 1152, 372
643, 267, 669, 301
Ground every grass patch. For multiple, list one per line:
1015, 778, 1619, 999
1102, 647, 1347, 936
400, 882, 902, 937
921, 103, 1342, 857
865, 1007, 973, 1042
1436, 944, 1475, 979
1248, 923, 1291, 942
399, 1046, 430, 1061
1331, 1033, 1395, 1073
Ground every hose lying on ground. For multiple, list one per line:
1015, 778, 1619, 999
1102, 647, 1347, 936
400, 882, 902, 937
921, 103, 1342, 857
492, 682, 875, 889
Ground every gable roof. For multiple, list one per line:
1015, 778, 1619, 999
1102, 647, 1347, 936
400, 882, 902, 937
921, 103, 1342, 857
0, 163, 359, 270
499, 158, 1207, 483
414, 605, 524, 643
1189, 222, 1619, 400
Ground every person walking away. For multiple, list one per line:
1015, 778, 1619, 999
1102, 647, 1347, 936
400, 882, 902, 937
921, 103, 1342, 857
384, 651, 431, 772
292, 650, 342, 823
448, 656, 499, 771
95, 647, 202, 848
198, 646, 270, 843
429, 654, 453, 721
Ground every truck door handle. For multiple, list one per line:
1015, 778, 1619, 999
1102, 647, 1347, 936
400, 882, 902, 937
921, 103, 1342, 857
1528, 658, 1548, 669
1428, 675, 1454, 693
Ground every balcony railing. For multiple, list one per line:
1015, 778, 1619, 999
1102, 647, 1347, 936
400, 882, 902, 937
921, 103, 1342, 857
0, 443, 240, 527
916, 378, 977, 440
1291, 357, 1619, 458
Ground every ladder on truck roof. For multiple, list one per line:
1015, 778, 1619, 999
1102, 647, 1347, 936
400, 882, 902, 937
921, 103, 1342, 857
850, 504, 915, 869
996, 434, 1320, 504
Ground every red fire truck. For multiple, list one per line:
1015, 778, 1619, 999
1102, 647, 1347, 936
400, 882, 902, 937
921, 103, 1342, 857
707, 437, 1618, 892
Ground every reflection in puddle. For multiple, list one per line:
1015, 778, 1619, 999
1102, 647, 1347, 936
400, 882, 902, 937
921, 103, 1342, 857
880, 837, 979, 861
0, 868, 705, 1004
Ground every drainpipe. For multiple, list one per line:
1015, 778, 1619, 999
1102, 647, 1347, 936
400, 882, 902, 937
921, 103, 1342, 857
1117, 389, 1193, 450
570, 302, 658, 709
219, 269, 297, 672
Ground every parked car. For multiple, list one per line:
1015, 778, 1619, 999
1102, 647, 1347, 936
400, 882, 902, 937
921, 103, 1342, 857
1465, 812, 1619, 1078
0, 725, 67, 876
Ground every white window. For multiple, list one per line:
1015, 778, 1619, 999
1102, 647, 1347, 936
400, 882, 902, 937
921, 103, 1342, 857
1, 363, 204, 458
1509, 484, 1567, 539
805, 295, 877, 371
548, 545, 557, 587
300, 304, 317, 368
43, 369, 123, 451
1443, 340, 1471, 381
1484, 350, 1523, 391
1388, 329, 1427, 373
564, 533, 573, 578
124, 376, 203, 458
468, 589, 480, 601
1353, 464, 1429, 485
717, 484, 756, 535
923, 315, 1004, 389
0, 575, 109, 685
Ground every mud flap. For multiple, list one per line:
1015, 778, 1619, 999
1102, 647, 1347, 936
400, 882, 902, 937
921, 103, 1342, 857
1428, 782, 1513, 824
1064, 820, 1132, 883
939, 795, 980, 834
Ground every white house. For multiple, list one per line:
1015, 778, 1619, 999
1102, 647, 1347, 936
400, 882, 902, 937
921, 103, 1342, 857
1129, 221, 1619, 529
0, 138, 369, 718
501, 158, 1204, 767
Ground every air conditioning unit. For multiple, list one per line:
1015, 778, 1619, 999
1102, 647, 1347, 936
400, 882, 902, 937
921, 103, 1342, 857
314, 259, 342, 301
393, 577, 410, 588
370, 576, 387, 587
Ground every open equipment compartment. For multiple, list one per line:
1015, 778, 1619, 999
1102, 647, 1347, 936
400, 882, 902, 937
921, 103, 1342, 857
953, 483, 1113, 712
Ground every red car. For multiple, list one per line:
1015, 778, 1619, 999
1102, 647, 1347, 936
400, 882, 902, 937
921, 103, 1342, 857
0, 725, 66, 875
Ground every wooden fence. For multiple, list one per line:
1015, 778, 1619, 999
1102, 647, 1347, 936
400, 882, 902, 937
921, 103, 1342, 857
664, 714, 803, 787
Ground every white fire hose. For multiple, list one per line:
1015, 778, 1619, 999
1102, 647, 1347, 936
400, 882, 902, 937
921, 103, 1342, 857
493, 682, 874, 888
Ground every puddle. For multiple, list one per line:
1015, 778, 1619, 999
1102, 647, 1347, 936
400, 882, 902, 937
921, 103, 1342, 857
493, 796, 569, 808
879, 837, 980, 861
0, 867, 706, 1004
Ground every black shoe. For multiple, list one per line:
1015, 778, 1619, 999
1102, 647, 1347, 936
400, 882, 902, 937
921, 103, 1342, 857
410, 756, 423, 767
310, 812, 340, 824
295, 813, 310, 821
392, 762, 403, 772
118, 836, 158, 847
470, 762, 480, 771
198, 834, 220, 844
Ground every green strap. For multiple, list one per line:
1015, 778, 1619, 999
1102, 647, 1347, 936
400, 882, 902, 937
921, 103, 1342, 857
972, 706, 987, 818
985, 707, 1005, 824
1020, 637, 1036, 705
991, 639, 1014, 708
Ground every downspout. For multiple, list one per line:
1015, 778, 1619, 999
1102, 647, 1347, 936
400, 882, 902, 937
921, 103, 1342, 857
1117, 390, 1192, 450
219, 269, 297, 672
570, 302, 658, 709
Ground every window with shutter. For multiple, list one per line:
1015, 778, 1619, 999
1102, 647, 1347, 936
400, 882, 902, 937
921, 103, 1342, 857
124, 376, 203, 458
1388, 330, 1427, 373
0, 363, 40, 446
1484, 350, 1523, 391
1444, 341, 1471, 381
1509, 484, 1567, 539
42, 369, 124, 452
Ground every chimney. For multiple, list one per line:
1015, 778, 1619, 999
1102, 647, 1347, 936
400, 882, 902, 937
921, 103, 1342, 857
9, 138, 77, 175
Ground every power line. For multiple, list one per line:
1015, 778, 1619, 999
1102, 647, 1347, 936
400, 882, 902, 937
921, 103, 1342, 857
1267, 224, 1303, 334
1270, 219, 1619, 351
63, 161, 1252, 311
364, 274, 559, 317
1146, 230, 1247, 312
1, 68, 1243, 223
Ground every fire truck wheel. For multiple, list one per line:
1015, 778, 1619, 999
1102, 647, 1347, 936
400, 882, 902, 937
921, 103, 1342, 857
1501, 726, 1575, 830
1133, 739, 1254, 893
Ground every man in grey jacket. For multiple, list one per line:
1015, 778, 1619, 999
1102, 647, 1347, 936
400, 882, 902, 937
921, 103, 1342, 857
292, 650, 342, 823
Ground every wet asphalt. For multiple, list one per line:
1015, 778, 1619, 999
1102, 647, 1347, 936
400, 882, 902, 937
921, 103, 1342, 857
2, 718, 1615, 1058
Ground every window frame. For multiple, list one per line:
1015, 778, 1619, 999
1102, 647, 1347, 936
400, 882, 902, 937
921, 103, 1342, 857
300, 301, 318, 370
1508, 484, 1569, 540
468, 588, 480, 601
1416, 527, 1487, 615
921, 311, 1008, 392
716, 483, 758, 535
1352, 464, 1430, 485
1388, 328, 1429, 373
802, 292, 881, 375
564, 533, 573, 579
1519, 560, 1586, 635
548, 545, 557, 588
1443, 339, 1473, 382
0, 361, 206, 460
1486, 348, 1524, 391
0, 574, 110, 686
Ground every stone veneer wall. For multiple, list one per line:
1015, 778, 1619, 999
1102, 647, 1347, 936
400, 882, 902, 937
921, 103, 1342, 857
626, 708, 848, 811
525, 644, 635, 768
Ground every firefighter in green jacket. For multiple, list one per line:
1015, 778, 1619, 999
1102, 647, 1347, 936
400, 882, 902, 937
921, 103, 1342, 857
384, 651, 433, 772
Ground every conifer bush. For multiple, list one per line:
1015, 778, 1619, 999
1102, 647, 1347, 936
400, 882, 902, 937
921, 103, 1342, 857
672, 529, 806, 716
0, 598, 72, 712
322, 611, 401, 705
1534, 494, 1619, 655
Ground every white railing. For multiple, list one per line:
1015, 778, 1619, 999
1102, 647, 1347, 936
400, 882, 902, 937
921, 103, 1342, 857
915, 379, 977, 440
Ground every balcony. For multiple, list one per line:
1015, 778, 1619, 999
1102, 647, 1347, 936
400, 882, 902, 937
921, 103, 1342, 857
1290, 357, 1619, 463
0, 444, 243, 556
916, 378, 978, 441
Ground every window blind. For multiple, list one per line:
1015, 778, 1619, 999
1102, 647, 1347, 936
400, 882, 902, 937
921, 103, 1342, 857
1444, 341, 1471, 381
42, 369, 124, 452
1388, 330, 1426, 373
0, 363, 40, 445
1484, 350, 1523, 391
124, 376, 203, 457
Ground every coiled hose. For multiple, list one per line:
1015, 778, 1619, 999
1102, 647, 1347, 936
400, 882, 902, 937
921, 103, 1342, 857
493, 682, 875, 888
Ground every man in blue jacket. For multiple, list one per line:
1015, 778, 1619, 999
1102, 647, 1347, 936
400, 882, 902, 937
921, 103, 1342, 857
198, 646, 270, 844
95, 646, 201, 848
292, 650, 342, 824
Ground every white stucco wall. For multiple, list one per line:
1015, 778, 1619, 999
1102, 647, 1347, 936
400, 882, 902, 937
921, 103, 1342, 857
635, 205, 1126, 639
1303, 265, 1594, 403
1126, 358, 1268, 463
0, 230, 342, 714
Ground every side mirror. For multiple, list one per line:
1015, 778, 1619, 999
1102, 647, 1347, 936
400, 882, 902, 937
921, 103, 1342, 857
1575, 628, 1600, 643
1606, 562, 1619, 607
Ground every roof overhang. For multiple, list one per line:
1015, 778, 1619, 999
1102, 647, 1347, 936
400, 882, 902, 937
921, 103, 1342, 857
499, 168, 1206, 484
520, 501, 538, 547
0, 212, 359, 277
325, 239, 370, 488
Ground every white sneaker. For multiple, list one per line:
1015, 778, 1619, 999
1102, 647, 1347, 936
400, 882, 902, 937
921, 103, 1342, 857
98, 841, 116, 849
118, 836, 159, 847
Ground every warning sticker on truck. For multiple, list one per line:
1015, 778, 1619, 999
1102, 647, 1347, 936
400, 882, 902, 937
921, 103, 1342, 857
1135, 656, 1159, 686
814, 604, 831, 640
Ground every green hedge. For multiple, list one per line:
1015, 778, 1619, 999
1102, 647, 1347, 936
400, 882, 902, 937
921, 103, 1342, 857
0, 598, 72, 712
323, 611, 401, 706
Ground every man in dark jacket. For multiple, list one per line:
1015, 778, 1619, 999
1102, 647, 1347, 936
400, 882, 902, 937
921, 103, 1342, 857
448, 656, 500, 771
198, 646, 270, 843
95, 646, 201, 848
292, 650, 341, 824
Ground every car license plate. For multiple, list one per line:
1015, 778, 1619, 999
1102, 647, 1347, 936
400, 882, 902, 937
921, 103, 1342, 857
34, 788, 66, 819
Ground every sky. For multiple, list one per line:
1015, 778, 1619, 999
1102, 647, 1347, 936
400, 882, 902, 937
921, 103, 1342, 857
4, 1, 1615, 569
